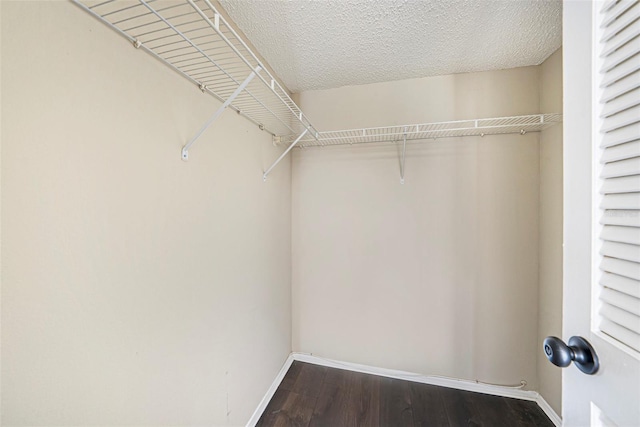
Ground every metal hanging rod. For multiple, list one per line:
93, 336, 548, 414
275, 114, 562, 148
73, 0, 319, 161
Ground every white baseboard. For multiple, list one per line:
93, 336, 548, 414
246, 353, 295, 427
535, 393, 563, 427
248, 352, 562, 427
294, 352, 542, 400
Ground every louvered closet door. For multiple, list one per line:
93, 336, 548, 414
597, 0, 640, 355
563, 1, 640, 426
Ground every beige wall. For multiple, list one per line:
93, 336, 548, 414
538, 48, 563, 415
0, 0, 3, 417
1, 2, 291, 425
0, 1, 565, 422
293, 67, 543, 388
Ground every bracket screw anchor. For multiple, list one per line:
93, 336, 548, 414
133, 39, 142, 49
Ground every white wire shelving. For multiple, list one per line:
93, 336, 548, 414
72, 1, 562, 182
276, 113, 562, 184
73, 0, 319, 163
275, 114, 562, 148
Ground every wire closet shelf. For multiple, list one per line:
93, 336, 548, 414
276, 114, 562, 148
73, 1, 562, 178
73, 0, 319, 144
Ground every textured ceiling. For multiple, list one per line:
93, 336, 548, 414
218, 0, 562, 92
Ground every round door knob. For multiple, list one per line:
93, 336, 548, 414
543, 336, 599, 375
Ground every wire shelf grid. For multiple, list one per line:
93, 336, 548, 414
275, 114, 563, 148
74, 0, 319, 139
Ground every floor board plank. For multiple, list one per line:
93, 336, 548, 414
309, 370, 351, 427
346, 371, 380, 426
279, 361, 303, 392
408, 382, 449, 427
257, 389, 317, 427
504, 397, 555, 427
288, 362, 328, 398
468, 392, 519, 426
257, 388, 290, 427
440, 387, 479, 427
379, 377, 414, 427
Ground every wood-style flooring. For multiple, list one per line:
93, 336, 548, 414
256, 361, 555, 427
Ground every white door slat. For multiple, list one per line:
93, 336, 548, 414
600, 175, 640, 193
600, 303, 640, 334
601, 140, 640, 162
602, 0, 620, 14
601, 86, 640, 117
601, 256, 640, 281
601, 209, 640, 226
600, 318, 640, 352
602, 68, 640, 102
601, 52, 640, 87
601, 287, 640, 317
601, 157, 640, 178
601, 104, 640, 132
601, 240, 640, 262
601, 2, 640, 43
601, 122, 640, 148
601, 18, 640, 58
601, 224, 640, 245
601, 271, 640, 298
601, 193, 640, 210
602, 0, 637, 27
601, 36, 640, 73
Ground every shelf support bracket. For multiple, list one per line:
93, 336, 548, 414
182, 66, 261, 160
400, 127, 407, 184
263, 129, 309, 181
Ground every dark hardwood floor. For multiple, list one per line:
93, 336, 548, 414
256, 361, 555, 427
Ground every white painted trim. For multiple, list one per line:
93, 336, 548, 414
245, 353, 295, 427
292, 352, 562, 426
536, 393, 563, 427
293, 352, 536, 400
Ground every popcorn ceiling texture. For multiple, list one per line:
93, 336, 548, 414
218, 0, 562, 92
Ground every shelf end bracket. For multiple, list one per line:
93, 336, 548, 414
181, 66, 261, 161
263, 129, 309, 181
